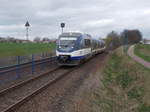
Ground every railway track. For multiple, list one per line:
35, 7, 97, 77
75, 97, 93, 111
0, 66, 75, 112
0, 56, 56, 74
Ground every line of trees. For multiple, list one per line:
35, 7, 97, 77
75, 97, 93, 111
0, 37, 56, 43
105, 29, 143, 50
33, 37, 56, 43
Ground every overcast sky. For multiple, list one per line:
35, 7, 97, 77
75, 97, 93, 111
0, 0, 150, 40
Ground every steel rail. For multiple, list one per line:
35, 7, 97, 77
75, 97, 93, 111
0, 66, 60, 96
2, 67, 75, 112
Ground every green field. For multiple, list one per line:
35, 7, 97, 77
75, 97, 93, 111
134, 44, 150, 62
0, 43, 56, 57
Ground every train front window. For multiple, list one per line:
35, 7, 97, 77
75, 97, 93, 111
58, 37, 77, 51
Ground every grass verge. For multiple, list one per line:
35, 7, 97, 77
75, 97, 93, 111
91, 47, 150, 112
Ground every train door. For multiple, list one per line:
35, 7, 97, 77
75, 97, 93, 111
84, 39, 92, 55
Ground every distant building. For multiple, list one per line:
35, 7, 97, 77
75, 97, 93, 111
20, 40, 29, 43
143, 39, 150, 44
146, 40, 150, 44
0, 37, 7, 42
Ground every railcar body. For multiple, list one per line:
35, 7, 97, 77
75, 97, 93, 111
56, 32, 105, 65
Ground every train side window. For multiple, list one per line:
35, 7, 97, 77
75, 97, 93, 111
79, 39, 85, 49
84, 39, 91, 47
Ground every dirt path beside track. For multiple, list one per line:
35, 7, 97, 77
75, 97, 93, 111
128, 45, 150, 69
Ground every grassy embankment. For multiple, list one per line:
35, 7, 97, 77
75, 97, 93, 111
91, 47, 150, 112
134, 44, 150, 62
0, 43, 56, 57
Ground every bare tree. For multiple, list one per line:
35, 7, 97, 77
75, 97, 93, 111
34, 37, 41, 43
42, 37, 50, 43
105, 31, 121, 50
121, 29, 142, 44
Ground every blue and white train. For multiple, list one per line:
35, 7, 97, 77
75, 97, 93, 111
56, 32, 105, 65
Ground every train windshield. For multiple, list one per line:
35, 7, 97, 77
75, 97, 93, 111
58, 37, 77, 51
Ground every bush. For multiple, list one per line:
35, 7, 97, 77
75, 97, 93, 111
103, 52, 134, 89
116, 71, 133, 89
138, 103, 150, 112
128, 87, 144, 100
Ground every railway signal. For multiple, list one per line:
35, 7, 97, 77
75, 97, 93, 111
60, 23, 65, 33
25, 21, 30, 41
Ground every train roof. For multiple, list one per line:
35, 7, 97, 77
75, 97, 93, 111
59, 32, 106, 43
59, 32, 82, 37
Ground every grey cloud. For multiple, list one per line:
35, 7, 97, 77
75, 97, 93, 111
0, 0, 150, 39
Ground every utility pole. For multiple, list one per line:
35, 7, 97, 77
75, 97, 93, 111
123, 30, 128, 54
60, 23, 65, 34
25, 21, 30, 41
